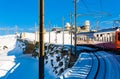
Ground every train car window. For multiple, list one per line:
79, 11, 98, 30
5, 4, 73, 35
97, 34, 98, 37
107, 38, 108, 42
110, 37, 111, 42
102, 37, 103, 42
118, 32, 120, 41
104, 37, 106, 42
100, 34, 102, 37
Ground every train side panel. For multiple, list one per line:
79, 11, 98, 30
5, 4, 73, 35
94, 31, 116, 49
76, 31, 117, 50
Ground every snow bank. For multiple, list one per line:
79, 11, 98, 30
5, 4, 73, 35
0, 34, 38, 79
0, 35, 17, 51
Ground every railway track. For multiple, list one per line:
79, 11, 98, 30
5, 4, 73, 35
78, 46, 120, 79
100, 52, 120, 79
95, 52, 106, 79
86, 52, 99, 79
80, 47, 120, 79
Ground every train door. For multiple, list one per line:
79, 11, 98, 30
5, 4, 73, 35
116, 31, 120, 49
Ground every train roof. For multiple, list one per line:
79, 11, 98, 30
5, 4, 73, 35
77, 27, 120, 35
96, 27, 120, 33
77, 31, 95, 35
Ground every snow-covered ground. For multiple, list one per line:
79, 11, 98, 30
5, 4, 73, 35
0, 35, 38, 79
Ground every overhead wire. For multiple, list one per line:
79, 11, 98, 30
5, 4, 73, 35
81, 0, 90, 12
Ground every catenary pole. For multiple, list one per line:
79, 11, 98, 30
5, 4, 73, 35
62, 17, 65, 48
70, 12, 73, 53
74, 0, 77, 55
49, 21, 51, 44
48, 21, 51, 53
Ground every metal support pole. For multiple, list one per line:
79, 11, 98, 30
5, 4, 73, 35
49, 21, 51, 44
48, 21, 51, 53
40, 0, 44, 79
62, 17, 65, 48
35, 23, 36, 43
55, 31, 57, 43
70, 12, 73, 53
74, 0, 77, 55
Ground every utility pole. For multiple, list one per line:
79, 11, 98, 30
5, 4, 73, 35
70, 12, 73, 53
62, 17, 65, 48
40, 0, 44, 79
34, 23, 36, 43
74, 0, 77, 55
55, 30, 57, 43
49, 21, 51, 44
48, 21, 51, 53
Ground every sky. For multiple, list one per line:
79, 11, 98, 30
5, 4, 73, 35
0, 0, 38, 34
44, 0, 120, 30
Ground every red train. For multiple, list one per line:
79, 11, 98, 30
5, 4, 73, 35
76, 27, 120, 50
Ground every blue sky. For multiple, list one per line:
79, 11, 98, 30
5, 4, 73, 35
45, 0, 120, 30
0, 0, 38, 34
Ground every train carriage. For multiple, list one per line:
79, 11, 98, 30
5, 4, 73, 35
76, 27, 120, 50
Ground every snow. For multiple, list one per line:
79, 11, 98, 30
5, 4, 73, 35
0, 34, 38, 79
59, 53, 92, 79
